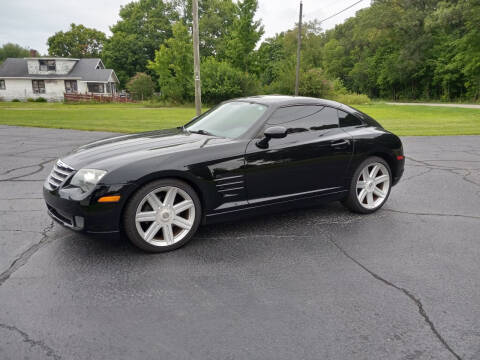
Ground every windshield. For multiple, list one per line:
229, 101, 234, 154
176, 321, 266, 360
185, 101, 268, 139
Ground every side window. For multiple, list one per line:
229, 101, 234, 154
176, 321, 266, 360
266, 105, 339, 135
338, 110, 363, 127
0, 80, 5, 90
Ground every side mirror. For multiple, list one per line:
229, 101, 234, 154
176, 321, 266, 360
264, 126, 287, 139
256, 126, 287, 148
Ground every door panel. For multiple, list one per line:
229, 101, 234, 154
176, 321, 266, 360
244, 106, 353, 204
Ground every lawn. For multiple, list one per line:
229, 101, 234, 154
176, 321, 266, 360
0, 102, 204, 133
356, 104, 480, 136
0, 102, 479, 136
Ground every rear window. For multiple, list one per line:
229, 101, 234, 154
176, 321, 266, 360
342, 105, 383, 128
338, 110, 363, 127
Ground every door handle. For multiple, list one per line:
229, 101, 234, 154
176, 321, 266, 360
330, 139, 351, 148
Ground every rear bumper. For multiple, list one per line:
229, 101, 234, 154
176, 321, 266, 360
391, 155, 405, 186
392, 164, 404, 186
43, 182, 135, 233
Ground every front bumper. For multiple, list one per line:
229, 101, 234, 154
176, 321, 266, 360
43, 182, 134, 233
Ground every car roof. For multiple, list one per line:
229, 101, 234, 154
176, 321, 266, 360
229, 95, 344, 108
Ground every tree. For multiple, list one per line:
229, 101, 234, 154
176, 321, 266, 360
148, 22, 194, 102
0, 43, 31, 63
102, 33, 146, 87
256, 35, 285, 85
427, 0, 480, 100
47, 24, 106, 58
103, 0, 179, 87
225, 0, 264, 72
126, 73, 156, 100
178, 0, 237, 58
255, 21, 325, 89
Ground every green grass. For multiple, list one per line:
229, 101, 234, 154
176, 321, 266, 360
0, 102, 479, 136
0, 102, 205, 133
356, 104, 480, 136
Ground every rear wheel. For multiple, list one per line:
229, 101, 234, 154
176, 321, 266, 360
342, 156, 392, 214
123, 179, 201, 252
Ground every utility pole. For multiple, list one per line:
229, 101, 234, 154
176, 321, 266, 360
192, 0, 202, 116
294, 1, 303, 96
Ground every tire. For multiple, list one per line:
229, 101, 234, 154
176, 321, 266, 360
342, 156, 392, 214
123, 178, 202, 253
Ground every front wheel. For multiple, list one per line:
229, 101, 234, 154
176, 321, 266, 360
342, 156, 392, 214
123, 179, 202, 253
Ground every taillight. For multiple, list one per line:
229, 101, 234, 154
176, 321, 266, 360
397, 155, 404, 160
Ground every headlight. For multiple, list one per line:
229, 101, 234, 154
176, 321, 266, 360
70, 169, 107, 193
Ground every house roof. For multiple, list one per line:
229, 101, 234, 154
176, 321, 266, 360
69, 59, 116, 82
0, 58, 118, 82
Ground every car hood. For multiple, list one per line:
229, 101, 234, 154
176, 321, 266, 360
61, 128, 231, 171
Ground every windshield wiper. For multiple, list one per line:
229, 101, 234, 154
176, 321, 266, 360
188, 129, 214, 136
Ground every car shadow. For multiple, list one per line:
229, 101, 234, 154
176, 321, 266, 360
52, 201, 363, 267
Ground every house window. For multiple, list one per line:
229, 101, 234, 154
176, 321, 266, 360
87, 83, 105, 93
39, 60, 56, 71
106, 83, 112, 93
0, 80, 5, 90
64, 80, 77, 93
32, 80, 46, 94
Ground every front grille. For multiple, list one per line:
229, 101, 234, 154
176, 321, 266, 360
47, 159, 75, 190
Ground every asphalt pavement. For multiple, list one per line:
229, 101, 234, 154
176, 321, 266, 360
0, 125, 479, 360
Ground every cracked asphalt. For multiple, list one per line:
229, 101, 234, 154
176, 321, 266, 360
0, 124, 479, 360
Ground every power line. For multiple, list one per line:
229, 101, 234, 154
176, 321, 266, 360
318, 0, 367, 24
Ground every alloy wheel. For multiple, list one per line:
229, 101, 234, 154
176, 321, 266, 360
356, 162, 390, 210
135, 186, 195, 246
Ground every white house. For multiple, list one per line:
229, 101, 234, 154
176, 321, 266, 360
0, 57, 119, 101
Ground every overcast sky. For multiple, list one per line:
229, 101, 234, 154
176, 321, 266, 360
0, 0, 371, 54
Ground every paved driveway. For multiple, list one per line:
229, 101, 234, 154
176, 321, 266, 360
0, 125, 479, 360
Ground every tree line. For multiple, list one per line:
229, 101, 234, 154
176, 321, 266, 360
2, 0, 479, 103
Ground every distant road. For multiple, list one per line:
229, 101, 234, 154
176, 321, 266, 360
386, 102, 480, 109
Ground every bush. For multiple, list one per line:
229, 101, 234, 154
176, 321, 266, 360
240, 72, 261, 98
266, 66, 342, 99
11, 99, 20, 102
264, 57, 296, 95
201, 58, 258, 103
333, 93, 372, 105
142, 98, 172, 108
299, 68, 336, 98
265, 66, 372, 105
126, 72, 155, 101
332, 78, 349, 95
27, 98, 35, 102
35, 97, 47, 102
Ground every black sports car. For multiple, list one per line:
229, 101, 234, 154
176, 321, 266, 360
43, 96, 404, 252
